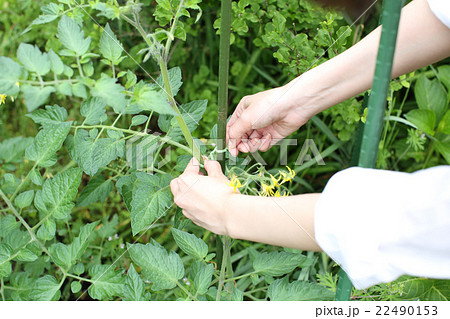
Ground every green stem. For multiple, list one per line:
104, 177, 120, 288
76, 56, 84, 77
66, 273, 93, 283
217, 0, 232, 170
175, 281, 197, 301
223, 271, 257, 283
0, 278, 5, 301
0, 189, 51, 257
164, 0, 185, 62
216, 236, 231, 301
10, 162, 38, 202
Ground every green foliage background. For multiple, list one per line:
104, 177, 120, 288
0, 0, 449, 301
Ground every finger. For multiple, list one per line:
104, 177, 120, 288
227, 114, 253, 156
170, 178, 180, 196
204, 159, 225, 178
183, 157, 200, 175
259, 133, 272, 152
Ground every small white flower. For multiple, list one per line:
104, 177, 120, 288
114, 233, 119, 239
108, 236, 112, 241
120, 243, 125, 249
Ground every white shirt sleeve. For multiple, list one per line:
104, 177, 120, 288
428, 0, 450, 28
314, 166, 450, 289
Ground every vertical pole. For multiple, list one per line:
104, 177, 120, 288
335, 0, 404, 301
217, 0, 232, 170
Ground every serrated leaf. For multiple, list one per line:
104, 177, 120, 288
123, 264, 151, 301
16, 247, 38, 262
253, 250, 312, 277
100, 23, 123, 65
91, 74, 126, 114
49, 242, 71, 269
396, 277, 450, 301
0, 215, 19, 238
21, 85, 56, 112
130, 173, 172, 235
0, 244, 12, 278
0, 57, 22, 95
116, 173, 138, 211
36, 218, 56, 241
71, 130, 124, 176
76, 175, 113, 207
415, 76, 447, 123
268, 277, 334, 301
26, 122, 71, 167
88, 264, 125, 300
405, 109, 436, 135
71, 263, 85, 276
14, 190, 35, 209
4, 229, 31, 252
193, 263, 214, 295
0, 136, 33, 163
26, 104, 67, 125
70, 221, 99, 263
172, 228, 208, 260
57, 15, 91, 56
72, 82, 87, 98
30, 168, 44, 186
30, 275, 61, 301
22, 15, 59, 35
17, 43, 51, 76
156, 67, 182, 97
128, 243, 184, 291
33, 168, 82, 220
71, 281, 82, 294
80, 97, 107, 125
48, 49, 64, 75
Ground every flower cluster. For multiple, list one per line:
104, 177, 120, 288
0, 94, 7, 105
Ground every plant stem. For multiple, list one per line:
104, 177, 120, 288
217, 0, 232, 170
216, 236, 232, 301
0, 189, 51, 257
76, 56, 84, 77
164, 0, 185, 62
66, 273, 93, 283
10, 162, 38, 202
0, 279, 5, 301
175, 281, 197, 301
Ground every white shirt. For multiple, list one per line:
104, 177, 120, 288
313, 0, 450, 291
315, 166, 450, 289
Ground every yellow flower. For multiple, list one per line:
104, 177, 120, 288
270, 174, 280, 188
227, 175, 244, 193
0, 94, 6, 105
280, 166, 296, 183
261, 182, 274, 196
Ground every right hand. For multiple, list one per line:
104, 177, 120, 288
226, 86, 312, 156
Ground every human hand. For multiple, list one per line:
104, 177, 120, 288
226, 86, 313, 156
170, 157, 237, 236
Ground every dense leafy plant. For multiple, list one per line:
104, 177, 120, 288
1, 0, 449, 301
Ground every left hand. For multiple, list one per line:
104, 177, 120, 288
170, 157, 236, 235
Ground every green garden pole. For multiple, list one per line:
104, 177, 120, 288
335, 0, 404, 301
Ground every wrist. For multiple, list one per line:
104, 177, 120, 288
223, 193, 248, 239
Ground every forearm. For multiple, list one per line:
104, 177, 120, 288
226, 193, 322, 251
286, 0, 450, 117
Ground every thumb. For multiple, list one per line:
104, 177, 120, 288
227, 113, 252, 155
204, 159, 226, 179
183, 157, 200, 175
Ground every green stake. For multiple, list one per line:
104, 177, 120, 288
335, 0, 404, 301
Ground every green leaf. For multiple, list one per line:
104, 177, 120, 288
30, 168, 44, 186
21, 85, 56, 112
163, 100, 207, 141
268, 277, 334, 301
156, 67, 183, 97
34, 168, 82, 220
172, 228, 208, 260
49, 242, 71, 269
14, 190, 35, 209
128, 243, 184, 291
130, 173, 172, 235
26, 104, 68, 125
80, 97, 107, 125
131, 115, 148, 127
4, 229, 30, 251
25, 122, 71, 167
414, 75, 447, 123
405, 109, 436, 135
71, 129, 125, 176
91, 74, 126, 114
72, 82, 87, 98
193, 263, 214, 295
36, 218, 56, 241
30, 275, 61, 301
88, 264, 125, 300
123, 264, 151, 301
132, 82, 176, 115
0, 136, 33, 163
23, 14, 59, 35
71, 263, 85, 276
0, 57, 22, 95
0, 215, 19, 238
116, 173, 138, 211
16, 247, 38, 262
9, 272, 35, 300
0, 244, 12, 278
76, 175, 113, 207
57, 15, 91, 56
48, 49, 64, 75
396, 277, 450, 301
100, 23, 123, 65
437, 109, 450, 134
71, 281, 82, 294
435, 136, 450, 164
17, 43, 51, 76
438, 65, 450, 92
70, 221, 99, 263
252, 250, 313, 277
